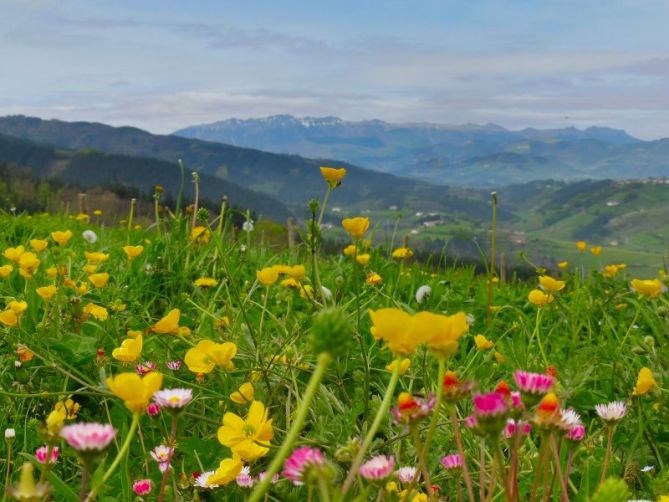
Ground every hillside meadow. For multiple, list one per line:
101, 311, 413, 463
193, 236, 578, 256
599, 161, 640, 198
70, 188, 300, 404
0, 168, 668, 501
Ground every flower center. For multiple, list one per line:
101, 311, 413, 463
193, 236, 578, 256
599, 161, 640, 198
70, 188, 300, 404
242, 424, 256, 437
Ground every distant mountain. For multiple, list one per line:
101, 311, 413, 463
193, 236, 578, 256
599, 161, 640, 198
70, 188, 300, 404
0, 132, 293, 220
0, 115, 505, 221
173, 115, 669, 186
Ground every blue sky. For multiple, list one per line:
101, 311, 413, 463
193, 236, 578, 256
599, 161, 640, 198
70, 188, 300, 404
1, 0, 668, 138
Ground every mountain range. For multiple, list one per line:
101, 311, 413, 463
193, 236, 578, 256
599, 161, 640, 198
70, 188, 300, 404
173, 115, 669, 186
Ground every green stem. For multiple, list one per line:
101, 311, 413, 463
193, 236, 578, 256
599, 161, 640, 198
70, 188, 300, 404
493, 438, 512, 501
84, 413, 140, 502
599, 426, 615, 484
248, 352, 332, 502
157, 414, 179, 502
317, 475, 331, 502
342, 356, 403, 495
410, 426, 433, 497
422, 358, 445, 461
317, 187, 332, 227
450, 406, 476, 502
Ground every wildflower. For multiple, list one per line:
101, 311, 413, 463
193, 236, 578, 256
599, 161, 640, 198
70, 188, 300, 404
0, 264, 13, 278
504, 419, 531, 439
565, 424, 586, 442
146, 403, 161, 417
440, 453, 463, 470
258, 471, 279, 484
3, 246, 25, 262
132, 479, 153, 496
83, 303, 108, 320
360, 455, 395, 481
576, 241, 587, 252
194, 277, 218, 287
153, 388, 193, 409
93, 209, 103, 216
151, 444, 173, 472
633, 367, 656, 396
391, 392, 436, 424
112, 335, 143, 364
595, 401, 627, 423
82, 230, 98, 243
320, 166, 347, 187
88, 272, 110, 288
166, 360, 182, 371
106, 372, 163, 413
366, 272, 383, 286
415, 285, 431, 303
560, 408, 582, 429
343, 244, 357, 256
60, 423, 116, 451
35, 445, 59, 464
422, 311, 469, 359
217, 401, 274, 461
283, 446, 326, 485
558, 261, 569, 269
528, 289, 553, 307
5, 463, 50, 501
392, 247, 414, 260
385, 358, 411, 375
342, 217, 370, 240
29, 239, 48, 252
51, 230, 73, 246
208, 456, 244, 486
5, 428, 15, 440
590, 246, 602, 256
136, 361, 158, 375
123, 245, 144, 260
242, 220, 255, 232
356, 253, 371, 265
538, 275, 565, 292
368, 308, 417, 355
152, 308, 181, 334
442, 371, 474, 402
185, 340, 237, 373
84, 251, 109, 265
602, 264, 621, 278
494, 351, 505, 363
230, 382, 254, 404
281, 277, 300, 288
18, 252, 40, 278
397, 466, 417, 484
54, 398, 80, 420
0, 309, 18, 327
631, 278, 665, 298
235, 466, 255, 488
190, 226, 211, 244
514, 371, 554, 395
473, 392, 508, 417
474, 334, 493, 350
256, 267, 279, 286
194, 471, 219, 489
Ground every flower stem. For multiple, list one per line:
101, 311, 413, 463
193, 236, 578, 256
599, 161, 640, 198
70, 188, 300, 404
599, 426, 615, 484
422, 358, 445, 461
157, 414, 179, 502
493, 438, 512, 501
449, 406, 475, 502
530, 436, 549, 502
85, 413, 140, 502
79, 464, 89, 502
550, 434, 568, 502
248, 352, 332, 502
410, 426, 433, 497
342, 356, 403, 495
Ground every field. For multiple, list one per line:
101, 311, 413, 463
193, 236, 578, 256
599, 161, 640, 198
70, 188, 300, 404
0, 169, 668, 502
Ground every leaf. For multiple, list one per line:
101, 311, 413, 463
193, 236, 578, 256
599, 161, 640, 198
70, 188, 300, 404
49, 472, 79, 502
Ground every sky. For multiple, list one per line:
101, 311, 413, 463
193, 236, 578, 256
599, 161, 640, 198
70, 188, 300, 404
1, 0, 668, 139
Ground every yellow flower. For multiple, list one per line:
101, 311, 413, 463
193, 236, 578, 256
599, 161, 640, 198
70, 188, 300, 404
343, 244, 357, 256
0, 309, 18, 327
106, 372, 163, 413
369, 308, 419, 356
93, 209, 103, 216
366, 272, 382, 286
123, 245, 144, 260
46, 266, 58, 278
632, 367, 656, 396
392, 247, 414, 260
3, 246, 25, 263
0, 265, 13, 278
230, 382, 254, 404
51, 230, 73, 246
83, 303, 108, 320
217, 401, 274, 461
299, 284, 315, 300
88, 272, 110, 288
184, 340, 237, 373
84, 251, 109, 264
208, 456, 244, 486
590, 246, 602, 256
84, 264, 98, 275
29, 239, 48, 252
194, 277, 219, 287
281, 277, 300, 289
54, 398, 80, 420
576, 241, 587, 252
385, 358, 411, 375
494, 351, 506, 363
5, 463, 50, 501
356, 253, 371, 265
528, 289, 553, 307
152, 308, 181, 334
631, 278, 664, 298
36, 285, 57, 301
190, 226, 211, 244
9, 300, 28, 314
342, 217, 370, 240
538, 275, 565, 292
75, 213, 89, 222
320, 166, 347, 187
557, 261, 569, 269
112, 334, 143, 363
286, 265, 307, 281
422, 311, 469, 359
18, 252, 40, 278
602, 264, 620, 278
474, 334, 494, 350
256, 267, 279, 287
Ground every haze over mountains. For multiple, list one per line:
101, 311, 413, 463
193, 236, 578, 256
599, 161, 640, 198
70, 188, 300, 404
174, 115, 669, 186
